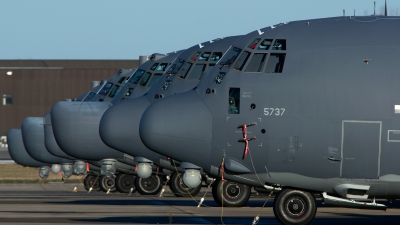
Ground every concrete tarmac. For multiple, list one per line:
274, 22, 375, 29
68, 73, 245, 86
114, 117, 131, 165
0, 183, 399, 224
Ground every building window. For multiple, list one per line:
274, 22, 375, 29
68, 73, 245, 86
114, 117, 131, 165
2, 94, 12, 105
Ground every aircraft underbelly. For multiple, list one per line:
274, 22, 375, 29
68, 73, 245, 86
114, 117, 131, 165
341, 121, 381, 179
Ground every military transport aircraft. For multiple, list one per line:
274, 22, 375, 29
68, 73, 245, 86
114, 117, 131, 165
99, 36, 241, 197
6, 80, 108, 181
50, 52, 182, 194
139, 15, 400, 224
51, 39, 241, 197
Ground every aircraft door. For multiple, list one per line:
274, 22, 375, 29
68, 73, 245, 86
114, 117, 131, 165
341, 121, 381, 179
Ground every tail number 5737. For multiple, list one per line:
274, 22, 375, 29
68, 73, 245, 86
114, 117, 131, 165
264, 108, 285, 116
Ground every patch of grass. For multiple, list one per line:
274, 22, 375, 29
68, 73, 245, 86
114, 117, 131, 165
0, 164, 82, 183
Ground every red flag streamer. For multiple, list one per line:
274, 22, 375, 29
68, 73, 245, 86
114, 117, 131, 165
241, 125, 250, 159
220, 157, 226, 182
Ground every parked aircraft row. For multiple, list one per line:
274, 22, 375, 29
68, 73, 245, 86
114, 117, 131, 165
7, 14, 400, 225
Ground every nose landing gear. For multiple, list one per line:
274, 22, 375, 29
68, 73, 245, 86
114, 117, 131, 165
273, 189, 317, 225
211, 179, 251, 207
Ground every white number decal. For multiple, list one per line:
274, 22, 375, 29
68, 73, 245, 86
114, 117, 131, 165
264, 108, 285, 116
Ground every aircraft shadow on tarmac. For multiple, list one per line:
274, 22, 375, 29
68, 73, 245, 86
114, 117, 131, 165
72, 215, 400, 225
45, 198, 400, 208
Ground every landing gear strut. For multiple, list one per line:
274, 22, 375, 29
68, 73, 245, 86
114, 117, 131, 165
273, 189, 317, 225
169, 172, 202, 197
135, 175, 162, 195
99, 176, 117, 192
115, 173, 136, 193
212, 179, 251, 207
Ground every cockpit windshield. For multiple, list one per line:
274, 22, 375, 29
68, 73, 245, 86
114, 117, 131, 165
128, 69, 145, 84
139, 72, 152, 86
83, 92, 96, 101
108, 85, 120, 98
166, 59, 185, 75
150, 63, 159, 71
99, 82, 113, 95
146, 73, 162, 87
155, 63, 169, 71
198, 52, 211, 61
219, 47, 242, 67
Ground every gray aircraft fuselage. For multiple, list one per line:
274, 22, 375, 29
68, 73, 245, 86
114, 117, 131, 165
140, 16, 400, 199
99, 36, 241, 168
50, 52, 182, 161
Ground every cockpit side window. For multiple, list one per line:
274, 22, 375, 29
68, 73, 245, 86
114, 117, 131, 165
228, 88, 240, 114
219, 47, 242, 67
265, 54, 286, 73
128, 69, 145, 84
233, 51, 251, 71
257, 39, 273, 50
99, 82, 113, 95
166, 59, 185, 75
178, 62, 193, 79
188, 64, 207, 80
248, 38, 261, 49
155, 63, 169, 71
146, 73, 162, 87
245, 53, 268, 72
198, 52, 211, 61
210, 52, 222, 61
139, 72, 152, 86
272, 39, 286, 50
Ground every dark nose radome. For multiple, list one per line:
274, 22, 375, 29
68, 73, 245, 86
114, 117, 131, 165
7, 129, 51, 167
51, 101, 123, 160
100, 95, 151, 154
139, 91, 212, 168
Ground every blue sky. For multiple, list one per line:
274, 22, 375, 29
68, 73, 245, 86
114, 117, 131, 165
1, 0, 399, 59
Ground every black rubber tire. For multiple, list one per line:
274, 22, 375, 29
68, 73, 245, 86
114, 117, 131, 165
115, 173, 137, 193
135, 175, 162, 195
99, 176, 117, 192
211, 179, 251, 207
273, 189, 317, 225
83, 175, 100, 192
169, 172, 202, 197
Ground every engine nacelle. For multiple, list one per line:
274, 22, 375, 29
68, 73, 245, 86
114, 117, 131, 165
183, 169, 202, 188
39, 166, 50, 179
61, 163, 73, 178
100, 159, 117, 177
51, 164, 61, 174
73, 160, 87, 175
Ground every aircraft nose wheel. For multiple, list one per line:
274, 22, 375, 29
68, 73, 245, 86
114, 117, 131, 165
169, 172, 202, 197
99, 176, 117, 192
83, 175, 100, 191
135, 175, 162, 195
287, 197, 305, 216
212, 179, 251, 207
226, 183, 241, 198
273, 189, 317, 225
115, 173, 137, 193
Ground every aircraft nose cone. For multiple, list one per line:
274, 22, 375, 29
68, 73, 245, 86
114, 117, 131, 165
100, 96, 151, 154
7, 129, 50, 167
51, 101, 123, 160
21, 117, 71, 164
140, 91, 212, 168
